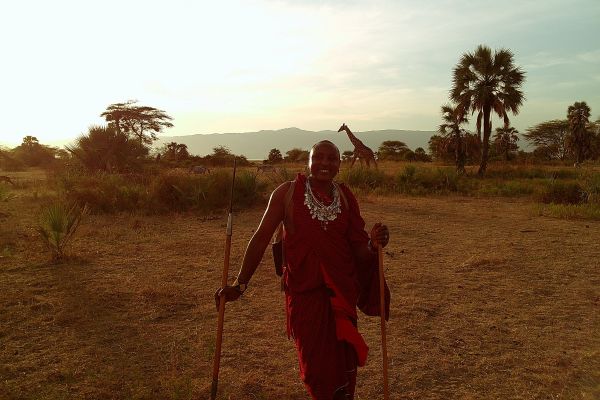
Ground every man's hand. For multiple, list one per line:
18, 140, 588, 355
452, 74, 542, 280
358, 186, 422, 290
214, 285, 243, 310
370, 222, 389, 248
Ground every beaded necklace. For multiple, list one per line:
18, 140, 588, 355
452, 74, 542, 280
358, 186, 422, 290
304, 178, 341, 230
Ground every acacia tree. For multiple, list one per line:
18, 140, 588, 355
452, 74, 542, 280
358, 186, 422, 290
101, 100, 174, 145
567, 101, 591, 166
493, 126, 520, 161
438, 104, 469, 173
451, 45, 525, 175
523, 120, 571, 161
377, 141, 410, 161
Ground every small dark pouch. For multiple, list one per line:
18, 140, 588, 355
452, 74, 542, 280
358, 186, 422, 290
272, 239, 284, 276
272, 180, 296, 277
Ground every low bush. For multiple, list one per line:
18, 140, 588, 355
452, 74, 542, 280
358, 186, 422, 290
394, 166, 474, 195
536, 181, 587, 205
581, 172, 600, 204
58, 169, 268, 214
61, 172, 147, 213
339, 167, 390, 191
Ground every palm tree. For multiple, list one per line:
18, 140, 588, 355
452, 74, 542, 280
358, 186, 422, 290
493, 127, 520, 161
438, 104, 469, 173
567, 101, 591, 166
66, 125, 147, 172
451, 45, 525, 175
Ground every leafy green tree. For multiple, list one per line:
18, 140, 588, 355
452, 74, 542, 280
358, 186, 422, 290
493, 126, 520, 161
523, 120, 571, 161
567, 101, 591, 165
451, 45, 525, 175
267, 148, 283, 163
438, 104, 469, 173
101, 100, 174, 145
377, 140, 410, 161
66, 125, 148, 172
285, 148, 309, 162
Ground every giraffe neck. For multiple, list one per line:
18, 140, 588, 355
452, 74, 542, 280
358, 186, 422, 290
344, 127, 364, 147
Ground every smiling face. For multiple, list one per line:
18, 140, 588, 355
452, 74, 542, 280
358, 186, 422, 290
308, 141, 341, 183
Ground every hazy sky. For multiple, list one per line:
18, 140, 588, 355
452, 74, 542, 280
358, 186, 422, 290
1, 0, 599, 147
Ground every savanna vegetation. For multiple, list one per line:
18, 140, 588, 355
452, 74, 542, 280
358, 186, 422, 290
1, 46, 600, 399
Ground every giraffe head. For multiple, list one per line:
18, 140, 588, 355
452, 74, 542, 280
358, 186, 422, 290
337, 123, 347, 132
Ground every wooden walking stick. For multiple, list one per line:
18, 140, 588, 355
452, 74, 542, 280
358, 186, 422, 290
377, 243, 390, 400
210, 158, 237, 400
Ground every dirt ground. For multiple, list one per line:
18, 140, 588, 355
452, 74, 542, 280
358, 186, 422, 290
1, 185, 599, 399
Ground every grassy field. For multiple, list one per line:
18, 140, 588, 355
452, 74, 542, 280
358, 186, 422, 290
1, 164, 599, 399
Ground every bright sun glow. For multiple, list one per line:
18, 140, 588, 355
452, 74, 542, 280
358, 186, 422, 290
1, 0, 599, 146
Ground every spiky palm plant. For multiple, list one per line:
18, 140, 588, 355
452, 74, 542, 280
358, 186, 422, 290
451, 45, 525, 175
66, 125, 148, 172
38, 202, 88, 261
567, 101, 591, 166
439, 104, 469, 174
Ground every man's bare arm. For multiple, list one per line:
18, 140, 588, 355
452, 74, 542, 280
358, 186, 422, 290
236, 181, 291, 284
215, 181, 291, 307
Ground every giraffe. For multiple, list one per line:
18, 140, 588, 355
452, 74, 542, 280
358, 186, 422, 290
338, 123, 378, 168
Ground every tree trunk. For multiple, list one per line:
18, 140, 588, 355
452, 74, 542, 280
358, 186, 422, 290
455, 133, 465, 174
478, 106, 492, 175
575, 129, 584, 166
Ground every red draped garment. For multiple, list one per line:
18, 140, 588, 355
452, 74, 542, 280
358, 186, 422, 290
282, 174, 390, 400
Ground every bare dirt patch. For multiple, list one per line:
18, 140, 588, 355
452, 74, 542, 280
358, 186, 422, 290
1, 192, 599, 399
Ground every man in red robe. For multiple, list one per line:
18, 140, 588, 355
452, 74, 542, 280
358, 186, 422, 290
216, 140, 390, 399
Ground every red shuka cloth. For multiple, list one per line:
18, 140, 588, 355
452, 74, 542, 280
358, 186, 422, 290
282, 174, 390, 400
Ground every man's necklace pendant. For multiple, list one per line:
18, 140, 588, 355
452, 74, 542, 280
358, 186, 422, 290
304, 179, 341, 230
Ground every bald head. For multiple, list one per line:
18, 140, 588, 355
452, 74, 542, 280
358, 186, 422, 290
310, 140, 340, 160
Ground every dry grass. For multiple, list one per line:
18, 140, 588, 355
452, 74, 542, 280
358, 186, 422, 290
0, 169, 599, 399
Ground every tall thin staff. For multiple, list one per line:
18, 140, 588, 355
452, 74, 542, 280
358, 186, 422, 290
210, 158, 237, 400
378, 244, 390, 399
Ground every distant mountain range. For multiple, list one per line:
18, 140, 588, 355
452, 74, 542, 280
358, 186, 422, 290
157, 127, 436, 160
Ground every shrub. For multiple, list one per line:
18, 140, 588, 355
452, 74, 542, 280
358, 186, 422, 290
147, 170, 267, 213
582, 172, 600, 204
233, 171, 267, 209
395, 166, 472, 195
38, 202, 88, 261
61, 172, 147, 213
536, 181, 587, 204
339, 167, 390, 191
